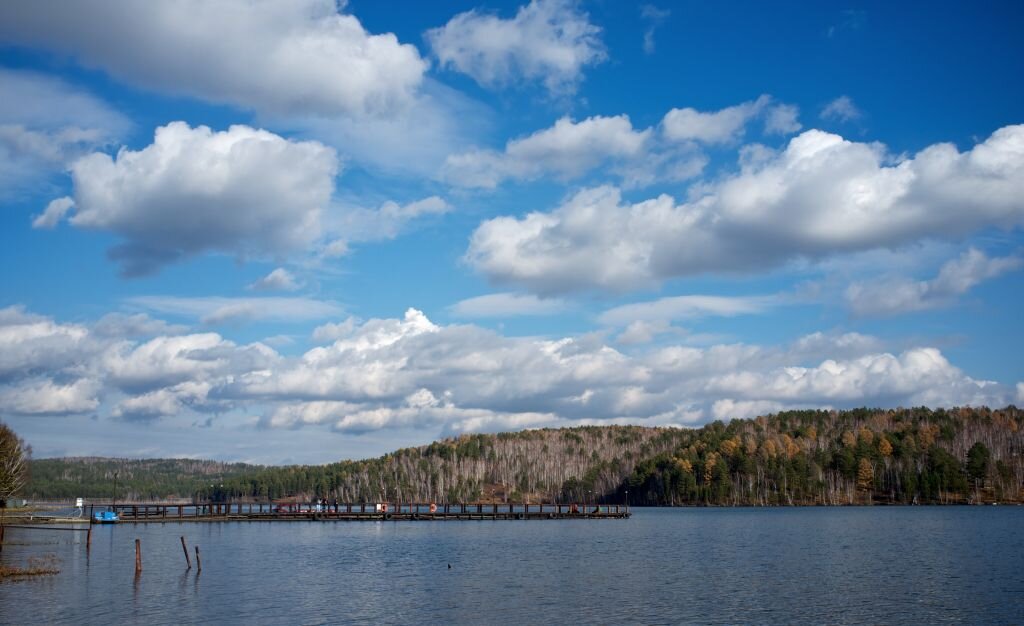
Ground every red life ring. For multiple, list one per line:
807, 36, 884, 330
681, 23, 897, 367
429, 503, 437, 513
570, 503, 579, 513
381, 503, 389, 513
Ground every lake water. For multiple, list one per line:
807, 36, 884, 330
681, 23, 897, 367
2, 507, 1022, 624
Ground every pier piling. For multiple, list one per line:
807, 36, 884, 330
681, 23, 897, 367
181, 536, 192, 569
135, 539, 142, 573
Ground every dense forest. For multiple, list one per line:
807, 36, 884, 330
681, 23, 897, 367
26, 406, 1024, 506
28, 457, 261, 501
628, 406, 1022, 505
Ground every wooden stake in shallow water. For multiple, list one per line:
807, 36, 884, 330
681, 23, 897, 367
181, 536, 192, 569
194, 545, 202, 572
135, 539, 142, 573
87, 526, 92, 550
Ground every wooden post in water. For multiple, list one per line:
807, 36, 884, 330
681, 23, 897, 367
87, 525, 92, 550
0, 525, 4, 551
135, 539, 142, 573
181, 536, 192, 569
195, 546, 202, 572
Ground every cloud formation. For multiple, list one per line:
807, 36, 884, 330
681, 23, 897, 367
662, 95, 800, 144
126, 296, 344, 326
0, 0, 426, 117
32, 196, 75, 229
640, 5, 671, 55
52, 122, 337, 275
0, 306, 1013, 434
441, 95, 805, 189
845, 248, 1022, 317
450, 293, 568, 318
466, 125, 1024, 294
821, 95, 862, 122
599, 295, 779, 326
334, 196, 450, 243
249, 268, 301, 292
442, 115, 650, 188
0, 68, 128, 196
426, 0, 606, 94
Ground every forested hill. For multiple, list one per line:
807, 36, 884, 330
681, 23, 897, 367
27, 406, 1024, 505
27, 457, 263, 501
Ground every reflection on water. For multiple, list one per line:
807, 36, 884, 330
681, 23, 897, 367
1, 508, 1023, 624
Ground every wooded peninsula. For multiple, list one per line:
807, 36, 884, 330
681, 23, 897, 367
26, 406, 1024, 506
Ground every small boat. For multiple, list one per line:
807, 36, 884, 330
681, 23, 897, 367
92, 510, 119, 524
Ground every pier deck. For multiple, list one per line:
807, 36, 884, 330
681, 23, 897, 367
80, 502, 629, 523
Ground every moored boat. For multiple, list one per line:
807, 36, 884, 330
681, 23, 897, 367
92, 510, 119, 523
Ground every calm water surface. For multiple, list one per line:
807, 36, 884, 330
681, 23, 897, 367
1, 507, 1022, 625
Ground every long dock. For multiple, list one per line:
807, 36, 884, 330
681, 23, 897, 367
81, 502, 629, 523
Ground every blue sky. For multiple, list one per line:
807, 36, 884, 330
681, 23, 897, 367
1, 0, 1022, 464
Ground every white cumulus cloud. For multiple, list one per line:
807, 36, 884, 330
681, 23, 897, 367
312, 318, 359, 343
0, 306, 93, 381
57, 122, 337, 275
442, 114, 650, 188
0, 306, 1016, 431
662, 95, 800, 144
0, 0, 427, 117
426, 0, 606, 94
0, 378, 101, 415
466, 125, 1024, 294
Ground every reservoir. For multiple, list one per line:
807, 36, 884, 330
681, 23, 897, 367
2, 507, 1022, 624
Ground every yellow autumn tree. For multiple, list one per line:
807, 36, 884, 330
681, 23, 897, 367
857, 458, 874, 492
918, 424, 936, 449
841, 430, 857, 448
675, 458, 693, 474
703, 453, 718, 486
780, 434, 800, 459
858, 426, 874, 445
787, 439, 801, 459
878, 436, 893, 457
720, 438, 740, 457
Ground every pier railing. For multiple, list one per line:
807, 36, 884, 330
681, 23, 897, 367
85, 502, 629, 522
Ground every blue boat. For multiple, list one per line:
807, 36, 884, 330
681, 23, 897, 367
92, 510, 119, 524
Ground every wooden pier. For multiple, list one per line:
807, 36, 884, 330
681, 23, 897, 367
85, 502, 629, 523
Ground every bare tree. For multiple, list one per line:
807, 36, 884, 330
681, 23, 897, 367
1, 421, 31, 508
